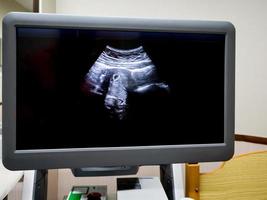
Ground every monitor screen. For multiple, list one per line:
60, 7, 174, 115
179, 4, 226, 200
16, 28, 225, 150
2, 13, 235, 170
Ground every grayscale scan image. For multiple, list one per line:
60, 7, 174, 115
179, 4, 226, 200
17, 27, 225, 149
82, 45, 169, 120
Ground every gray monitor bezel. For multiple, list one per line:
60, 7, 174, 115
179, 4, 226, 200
2, 12, 235, 170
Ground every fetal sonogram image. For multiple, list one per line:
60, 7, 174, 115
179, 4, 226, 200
82, 45, 170, 120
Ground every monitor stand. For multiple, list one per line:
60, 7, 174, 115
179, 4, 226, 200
71, 166, 139, 177
30, 164, 185, 200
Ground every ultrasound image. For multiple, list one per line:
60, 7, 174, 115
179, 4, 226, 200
16, 27, 225, 149
82, 45, 169, 120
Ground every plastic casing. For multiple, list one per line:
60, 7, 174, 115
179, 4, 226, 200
2, 12, 235, 170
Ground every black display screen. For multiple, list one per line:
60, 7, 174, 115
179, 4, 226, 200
16, 27, 225, 150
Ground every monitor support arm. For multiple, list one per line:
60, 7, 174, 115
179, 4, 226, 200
160, 164, 186, 200
22, 170, 48, 200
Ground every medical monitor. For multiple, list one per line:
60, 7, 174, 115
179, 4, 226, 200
2, 12, 235, 170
